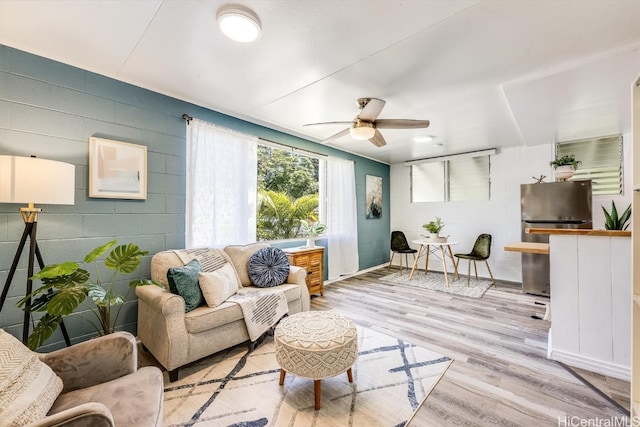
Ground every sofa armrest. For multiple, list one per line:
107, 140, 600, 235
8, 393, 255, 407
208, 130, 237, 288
287, 265, 310, 311
135, 284, 190, 372
38, 332, 137, 393
28, 402, 114, 427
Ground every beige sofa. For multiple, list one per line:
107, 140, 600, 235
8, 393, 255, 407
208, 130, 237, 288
135, 243, 310, 382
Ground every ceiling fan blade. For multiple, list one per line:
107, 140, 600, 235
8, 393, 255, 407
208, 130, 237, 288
322, 128, 350, 143
369, 129, 387, 147
374, 119, 430, 129
304, 121, 354, 127
358, 98, 386, 122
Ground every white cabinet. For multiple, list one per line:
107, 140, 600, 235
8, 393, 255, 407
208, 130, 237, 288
549, 234, 631, 379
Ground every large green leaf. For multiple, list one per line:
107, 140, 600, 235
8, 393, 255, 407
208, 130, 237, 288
20, 291, 57, 312
130, 278, 161, 288
84, 240, 117, 263
88, 284, 123, 307
27, 314, 62, 350
31, 262, 79, 280
47, 286, 88, 316
104, 244, 148, 274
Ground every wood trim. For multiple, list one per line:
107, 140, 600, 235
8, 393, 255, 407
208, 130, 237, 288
526, 228, 631, 237
504, 242, 550, 254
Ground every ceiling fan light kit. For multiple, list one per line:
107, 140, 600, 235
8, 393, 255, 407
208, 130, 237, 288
217, 5, 261, 43
350, 121, 376, 140
304, 97, 430, 148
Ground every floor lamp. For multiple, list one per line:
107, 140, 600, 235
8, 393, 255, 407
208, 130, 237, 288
0, 155, 75, 345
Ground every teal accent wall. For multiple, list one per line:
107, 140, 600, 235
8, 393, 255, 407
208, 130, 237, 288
0, 45, 390, 349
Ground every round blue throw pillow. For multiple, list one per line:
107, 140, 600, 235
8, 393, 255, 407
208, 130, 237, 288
248, 247, 290, 288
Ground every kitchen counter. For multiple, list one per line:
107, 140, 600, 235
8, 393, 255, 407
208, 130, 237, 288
526, 227, 631, 237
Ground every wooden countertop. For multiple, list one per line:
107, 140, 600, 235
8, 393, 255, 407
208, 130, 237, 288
526, 228, 631, 237
504, 242, 550, 254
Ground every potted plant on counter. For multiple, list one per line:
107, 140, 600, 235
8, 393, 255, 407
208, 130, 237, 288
602, 201, 631, 230
550, 154, 581, 181
18, 240, 159, 350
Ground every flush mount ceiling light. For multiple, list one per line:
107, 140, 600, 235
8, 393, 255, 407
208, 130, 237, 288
350, 121, 376, 140
217, 5, 262, 43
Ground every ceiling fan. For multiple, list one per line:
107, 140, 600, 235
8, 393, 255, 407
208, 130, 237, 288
303, 97, 430, 147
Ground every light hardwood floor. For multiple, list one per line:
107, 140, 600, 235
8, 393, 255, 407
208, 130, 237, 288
314, 268, 630, 426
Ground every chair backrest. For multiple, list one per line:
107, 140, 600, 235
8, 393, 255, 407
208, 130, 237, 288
470, 234, 492, 259
390, 231, 411, 251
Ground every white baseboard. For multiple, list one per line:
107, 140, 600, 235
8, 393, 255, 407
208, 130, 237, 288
549, 349, 630, 381
325, 263, 389, 285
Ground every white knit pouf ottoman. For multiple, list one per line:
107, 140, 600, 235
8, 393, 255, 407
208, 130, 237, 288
274, 311, 358, 410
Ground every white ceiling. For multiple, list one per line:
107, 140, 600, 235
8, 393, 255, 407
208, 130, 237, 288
1, 0, 639, 164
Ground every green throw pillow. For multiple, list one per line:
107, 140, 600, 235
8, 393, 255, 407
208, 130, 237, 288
167, 259, 203, 312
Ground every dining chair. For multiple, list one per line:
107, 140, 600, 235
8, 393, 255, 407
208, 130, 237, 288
389, 231, 417, 274
454, 233, 495, 286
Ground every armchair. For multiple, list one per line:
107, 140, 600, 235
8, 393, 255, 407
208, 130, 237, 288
0, 330, 163, 427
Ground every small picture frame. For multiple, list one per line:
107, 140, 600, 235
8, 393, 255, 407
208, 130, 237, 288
89, 137, 147, 200
365, 175, 382, 219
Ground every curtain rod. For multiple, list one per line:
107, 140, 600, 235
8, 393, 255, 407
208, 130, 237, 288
258, 137, 331, 160
181, 116, 354, 163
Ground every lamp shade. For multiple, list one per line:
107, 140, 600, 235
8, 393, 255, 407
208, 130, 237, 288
0, 155, 75, 205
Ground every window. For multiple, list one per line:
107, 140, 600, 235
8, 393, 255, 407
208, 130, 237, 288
556, 135, 622, 195
411, 154, 491, 202
256, 143, 325, 241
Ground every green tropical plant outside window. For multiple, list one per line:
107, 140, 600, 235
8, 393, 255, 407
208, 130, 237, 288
257, 145, 323, 241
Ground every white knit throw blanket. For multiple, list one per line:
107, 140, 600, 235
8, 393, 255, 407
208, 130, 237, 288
173, 249, 288, 342
228, 288, 288, 342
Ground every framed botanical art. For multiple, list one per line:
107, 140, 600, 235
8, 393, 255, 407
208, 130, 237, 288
89, 137, 147, 199
365, 175, 382, 219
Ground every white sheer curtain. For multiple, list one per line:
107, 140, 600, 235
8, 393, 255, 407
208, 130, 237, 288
186, 118, 257, 248
326, 157, 359, 279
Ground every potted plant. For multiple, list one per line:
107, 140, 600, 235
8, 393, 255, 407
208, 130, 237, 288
550, 154, 581, 181
422, 217, 445, 239
299, 219, 326, 248
602, 201, 631, 230
18, 240, 159, 350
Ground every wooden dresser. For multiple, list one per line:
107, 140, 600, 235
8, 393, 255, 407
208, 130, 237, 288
283, 246, 324, 296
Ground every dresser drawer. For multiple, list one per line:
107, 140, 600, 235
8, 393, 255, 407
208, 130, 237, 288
284, 246, 324, 296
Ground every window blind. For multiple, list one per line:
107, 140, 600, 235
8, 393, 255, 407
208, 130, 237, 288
449, 155, 490, 201
556, 135, 622, 195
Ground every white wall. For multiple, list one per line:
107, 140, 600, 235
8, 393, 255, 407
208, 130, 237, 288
389, 133, 632, 283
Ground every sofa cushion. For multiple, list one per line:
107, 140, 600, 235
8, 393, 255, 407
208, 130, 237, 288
224, 243, 270, 286
0, 329, 64, 426
184, 301, 245, 334
49, 366, 163, 427
248, 247, 290, 288
167, 259, 203, 312
199, 263, 240, 308
183, 283, 302, 334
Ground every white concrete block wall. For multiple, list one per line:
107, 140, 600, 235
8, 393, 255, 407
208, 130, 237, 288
389, 135, 632, 283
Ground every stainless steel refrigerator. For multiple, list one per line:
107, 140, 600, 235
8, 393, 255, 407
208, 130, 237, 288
520, 180, 592, 296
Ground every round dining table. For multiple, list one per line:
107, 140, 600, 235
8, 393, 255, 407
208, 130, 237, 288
409, 239, 460, 286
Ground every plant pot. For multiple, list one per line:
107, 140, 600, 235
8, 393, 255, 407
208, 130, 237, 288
429, 233, 439, 239
554, 165, 575, 181
306, 238, 315, 248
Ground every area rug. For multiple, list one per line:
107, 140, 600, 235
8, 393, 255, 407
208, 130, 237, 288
163, 325, 452, 426
379, 270, 493, 298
